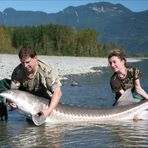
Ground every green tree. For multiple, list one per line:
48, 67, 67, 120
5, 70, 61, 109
0, 26, 13, 53
76, 28, 99, 56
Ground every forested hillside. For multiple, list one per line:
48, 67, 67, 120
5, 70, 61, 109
0, 24, 122, 56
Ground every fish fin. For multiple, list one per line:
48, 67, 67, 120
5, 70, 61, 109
116, 88, 136, 106
32, 112, 46, 126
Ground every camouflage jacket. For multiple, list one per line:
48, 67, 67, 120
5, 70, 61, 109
11, 60, 61, 100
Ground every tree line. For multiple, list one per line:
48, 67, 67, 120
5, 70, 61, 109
0, 24, 122, 56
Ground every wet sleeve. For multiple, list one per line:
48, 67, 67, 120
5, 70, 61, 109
45, 66, 61, 93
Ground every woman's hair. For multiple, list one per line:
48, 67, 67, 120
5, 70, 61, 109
108, 49, 127, 65
19, 45, 37, 60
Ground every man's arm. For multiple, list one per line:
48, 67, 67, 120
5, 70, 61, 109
41, 87, 62, 118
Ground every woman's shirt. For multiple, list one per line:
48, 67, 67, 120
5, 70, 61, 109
110, 66, 141, 100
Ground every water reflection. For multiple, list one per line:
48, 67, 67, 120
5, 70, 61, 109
0, 114, 148, 147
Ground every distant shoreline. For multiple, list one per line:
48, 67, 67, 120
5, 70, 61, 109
0, 54, 143, 80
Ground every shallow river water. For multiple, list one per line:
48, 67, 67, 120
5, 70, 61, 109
0, 59, 148, 148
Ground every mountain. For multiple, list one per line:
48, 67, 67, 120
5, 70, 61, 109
0, 2, 148, 56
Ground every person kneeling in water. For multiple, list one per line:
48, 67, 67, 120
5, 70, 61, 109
108, 49, 148, 120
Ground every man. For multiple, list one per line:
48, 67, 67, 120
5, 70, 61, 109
10, 46, 62, 118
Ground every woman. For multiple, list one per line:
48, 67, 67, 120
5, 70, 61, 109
108, 49, 148, 106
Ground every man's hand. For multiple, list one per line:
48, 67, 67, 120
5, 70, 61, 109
7, 101, 18, 109
41, 109, 51, 118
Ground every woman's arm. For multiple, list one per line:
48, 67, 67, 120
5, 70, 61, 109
134, 79, 148, 99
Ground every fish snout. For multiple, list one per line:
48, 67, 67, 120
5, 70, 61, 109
32, 111, 46, 126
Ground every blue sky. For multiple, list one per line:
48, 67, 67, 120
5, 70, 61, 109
0, 0, 148, 13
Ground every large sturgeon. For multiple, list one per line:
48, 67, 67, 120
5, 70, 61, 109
0, 89, 148, 126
